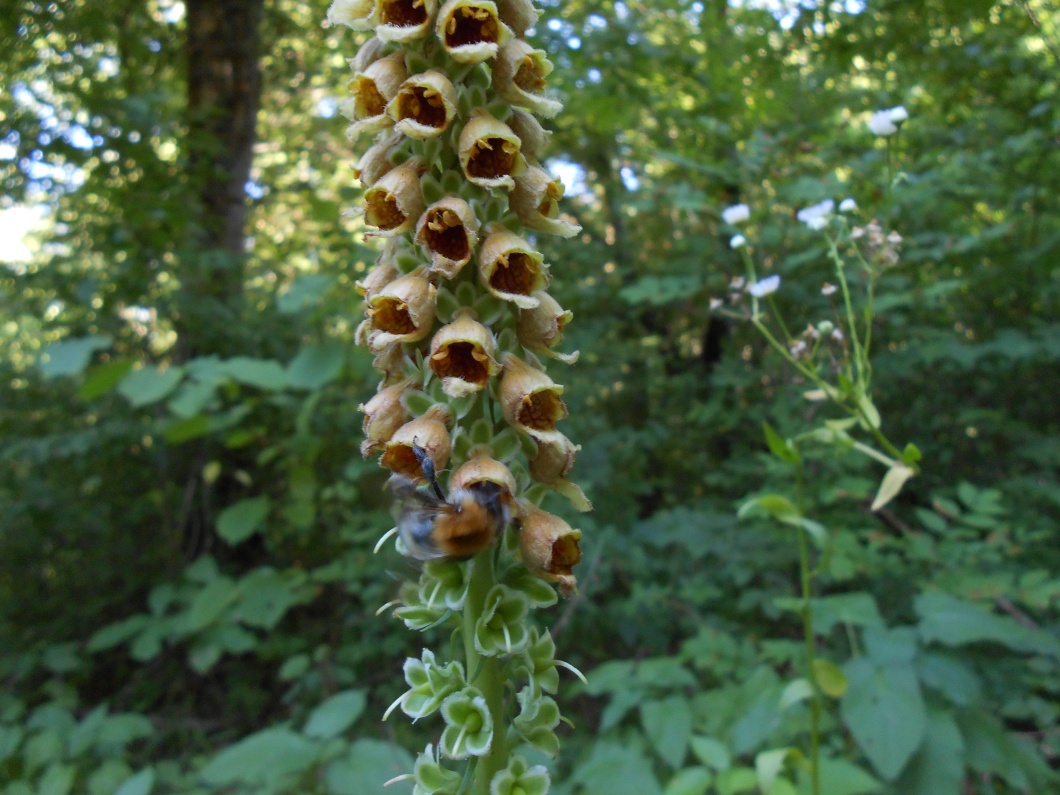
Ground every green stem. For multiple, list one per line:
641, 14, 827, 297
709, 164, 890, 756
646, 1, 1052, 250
465, 550, 507, 793
795, 465, 821, 795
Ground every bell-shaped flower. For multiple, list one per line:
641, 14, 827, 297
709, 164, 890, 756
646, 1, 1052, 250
366, 273, 435, 347
380, 404, 453, 480
498, 355, 568, 444
364, 161, 425, 237
377, 0, 437, 42
489, 755, 550, 795
359, 376, 415, 456
511, 167, 580, 238
386, 649, 466, 721
473, 584, 530, 655
458, 110, 527, 189
411, 744, 462, 795
478, 229, 548, 308
510, 685, 561, 757
440, 688, 494, 759
341, 52, 406, 139
415, 196, 479, 278
492, 40, 561, 117
436, 0, 512, 64
496, 0, 539, 35
517, 290, 577, 362
517, 502, 581, 597
428, 311, 501, 398
328, 0, 378, 30
418, 560, 469, 611
450, 453, 517, 498
507, 108, 550, 162
353, 129, 402, 187
387, 70, 459, 139
528, 433, 591, 512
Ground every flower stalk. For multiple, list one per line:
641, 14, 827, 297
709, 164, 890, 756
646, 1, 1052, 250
330, 0, 588, 791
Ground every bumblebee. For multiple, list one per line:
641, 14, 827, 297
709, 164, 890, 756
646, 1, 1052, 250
390, 446, 512, 561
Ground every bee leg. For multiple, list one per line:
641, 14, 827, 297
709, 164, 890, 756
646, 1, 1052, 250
413, 443, 446, 501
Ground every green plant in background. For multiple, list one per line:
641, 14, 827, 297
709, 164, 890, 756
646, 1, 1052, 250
329, 0, 589, 791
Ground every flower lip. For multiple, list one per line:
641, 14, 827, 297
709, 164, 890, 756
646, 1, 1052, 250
428, 312, 500, 397
415, 197, 478, 278
438, 0, 511, 60
499, 355, 568, 442
380, 0, 429, 27
388, 71, 458, 139
459, 111, 527, 189
381, 406, 453, 480
722, 203, 750, 225
478, 229, 548, 308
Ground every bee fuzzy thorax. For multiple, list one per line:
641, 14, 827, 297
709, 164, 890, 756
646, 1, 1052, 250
394, 477, 511, 562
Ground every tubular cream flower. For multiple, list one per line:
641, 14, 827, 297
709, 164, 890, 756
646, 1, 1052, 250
797, 199, 834, 231
428, 311, 501, 398
415, 196, 479, 278
359, 376, 415, 456
496, 0, 539, 34
387, 71, 459, 139
328, 0, 379, 30
511, 167, 580, 238
729, 234, 746, 249
381, 404, 453, 479
459, 110, 527, 189
722, 203, 750, 225
747, 274, 780, 298
839, 197, 857, 213
366, 273, 436, 347
377, 0, 437, 42
364, 161, 425, 237
507, 109, 550, 162
516, 290, 577, 363
341, 53, 406, 139
353, 130, 402, 187
517, 502, 581, 597
499, 355, 568, 444
528, 434, 591, 512
492, 40, 562, 118
478, 230, 548, 308
450, 453, 517, 497
436, 0, 512, 63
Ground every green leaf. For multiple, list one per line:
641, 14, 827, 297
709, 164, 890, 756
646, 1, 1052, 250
199, 728, 319, 786
182, 576, 238, 633
641, 696, 692, 769
812, 659, 848, 698
303, 689, 367, 739
278, 274, 335, 314
87, 760, 134, 795
811, 593, 884, 635
118, 365, 185, 407
778, 679, 813, 711
224, 357, 289, 390
892, 709, 964, 795
37, 763, 76, 795
570, 740, 663, 795
840, 656, 926, 780
163, 415, 211, 443
755, 748, 792, 794
797, 757, 881, 795
689, 736, 731, 771
39, 335, 112, 378
763, 422, 800, 464
323, 738, 415, 795
901, 443, 922, 465
856, 392, 881, 429
79, 358, 135, 399
114, 769, 155, 795
663, 766, 712, 795
279, 654, 311, 682
957, 707, 1057, 791
286, 342, 345, 391
738, 494, 799, 523
915, 592, 1060, 655
216, 496, 271, 545
870, 465, 915, 511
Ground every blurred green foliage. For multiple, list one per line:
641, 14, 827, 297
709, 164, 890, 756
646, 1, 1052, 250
1, 0, 1058, 793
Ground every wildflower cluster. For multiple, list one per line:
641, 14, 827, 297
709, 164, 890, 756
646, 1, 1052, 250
328, 0, 588, 791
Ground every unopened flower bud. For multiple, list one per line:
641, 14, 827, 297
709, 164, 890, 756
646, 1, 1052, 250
360, 376, 416, 456
356, 257, 400, 300
372, 341, 411, 385
478, 229, 549, 308
387, 70, 459, 139
353, 130, 403, 187
496, 0, 539, 34
507, 109, 550, 162
349, 35, 385, 72
328, 0, 379, 31
381, 404, 453, 479
436, 0, 512, 63
499, 355, 568, 444
517, 291, 577, 363
342, 52, 406, 139
493, 40, 561, 118
364, 161, 425, 236
428, 312, 500, 398
517, 502, 581, 597
367, 274, 436, 347
529, 434, 591, 512
415, 197, 479, 279
458, 110, 527, 189
450, 453, 517, 497
377, 0, 437, 42
511, 167, 580, 238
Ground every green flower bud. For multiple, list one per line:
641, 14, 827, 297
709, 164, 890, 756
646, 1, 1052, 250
440, 687, 494, 758
474, 584, 530, 655
490, 755, 550, 795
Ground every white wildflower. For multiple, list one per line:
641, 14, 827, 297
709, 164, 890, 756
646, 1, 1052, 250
709, 297, 723, 311
888, 105, 909, 123
722, 203, 750, 225
789, 340, 808, 358
821, 283, 837, 296
797, 199, 834, 231
730, 234, 746, 249
839, 197, 857, 213
831, 328, 844, 343
748, 274, 780, 298
868, 105, 909, 136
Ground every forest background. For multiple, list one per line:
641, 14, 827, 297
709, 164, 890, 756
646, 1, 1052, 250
1, 1, 1058, 794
